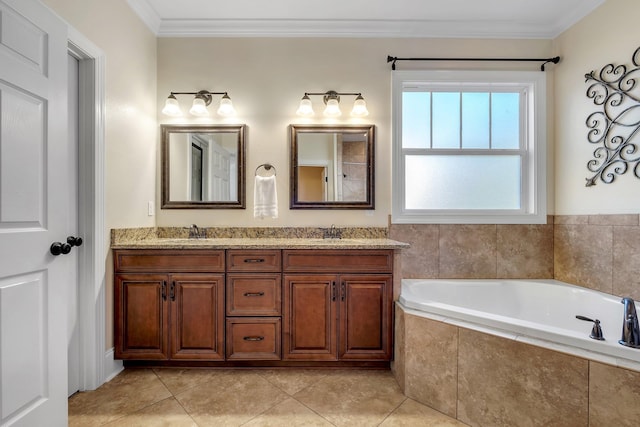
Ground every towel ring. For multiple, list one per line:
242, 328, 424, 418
255, 163, 276, 176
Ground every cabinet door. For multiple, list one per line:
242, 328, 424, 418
339, 275, 393, 360
283, 275, 337, 360
169, 274, 225, 360
114, 273, 169, 360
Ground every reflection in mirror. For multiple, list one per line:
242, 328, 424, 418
290, 124, 374, 209
161, 124, 246, 209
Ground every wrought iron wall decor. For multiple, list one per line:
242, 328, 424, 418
585, 47, 640, 186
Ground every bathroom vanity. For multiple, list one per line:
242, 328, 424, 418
112, 233, 406, 367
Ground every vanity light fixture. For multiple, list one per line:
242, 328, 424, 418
162, 90, 237, 117
296, 90, 369, 117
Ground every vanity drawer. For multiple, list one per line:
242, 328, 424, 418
226, 318, 281, 360
114, 249, 225, 272
226, 250, 282, 272
226, 273, 282, 316
283, 250, 393, 273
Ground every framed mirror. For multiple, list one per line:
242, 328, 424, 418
290, 124, 374, 209
161, 124, 246, 209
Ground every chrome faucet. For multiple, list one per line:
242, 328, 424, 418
188, 224, 205, 239
619, 297, 640, 348
323, 224, 342, 239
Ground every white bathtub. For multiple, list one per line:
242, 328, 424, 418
399, 279, 640, 370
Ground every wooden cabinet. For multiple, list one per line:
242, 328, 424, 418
225, 250, 282, 360
114, 247, 394, 365
114, 250, 225, 361
283, 250, 393, 361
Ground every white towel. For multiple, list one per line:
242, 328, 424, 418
254, 175, 278, 219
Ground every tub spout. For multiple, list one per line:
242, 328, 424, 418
619, 297, 640, 349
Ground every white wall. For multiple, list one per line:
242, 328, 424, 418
553, 0, 640, 214
157, 37, 553, 226
42, 0, 158, 228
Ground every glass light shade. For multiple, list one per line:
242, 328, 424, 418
296, 96, 314, 116
323, 98, 342, 117
350, 95, 369, 117
162, 95, 182, 116
189, 97, 209, 116
217, 94, 236, 117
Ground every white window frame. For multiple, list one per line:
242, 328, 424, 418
391, 70, 547, 224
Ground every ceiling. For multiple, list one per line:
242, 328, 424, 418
127, 0, 606, 38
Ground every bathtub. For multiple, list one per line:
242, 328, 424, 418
399, 278, 640, 370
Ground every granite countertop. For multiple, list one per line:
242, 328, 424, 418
111, 227, 409, 250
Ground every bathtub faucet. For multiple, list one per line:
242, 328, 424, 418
619, 297, 640, 349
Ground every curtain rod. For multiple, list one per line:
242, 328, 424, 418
387, 55, 560, 71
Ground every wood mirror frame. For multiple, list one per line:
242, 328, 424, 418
161, 124, 246, 209
289, 124, 375, 209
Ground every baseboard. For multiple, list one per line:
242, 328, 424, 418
104, 347, 124, 383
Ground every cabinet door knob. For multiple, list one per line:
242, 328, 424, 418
243, 336, 264, 341
341, 282, 346, 301
332, 282, 336, 301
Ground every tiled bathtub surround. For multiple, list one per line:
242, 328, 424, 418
389, 221, 554, 280
389, 214, 640, 300
394, 308, 640, 427
554, 214, 640, 299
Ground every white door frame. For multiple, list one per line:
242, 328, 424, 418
67, 26, 120, 391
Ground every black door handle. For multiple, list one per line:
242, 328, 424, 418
67, 236, 83, 247
50, 242, 71, 256
50, 235, 83, 256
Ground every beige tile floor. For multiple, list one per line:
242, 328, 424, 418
69, 368, 468, 426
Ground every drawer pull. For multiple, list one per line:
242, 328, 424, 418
243, 336, 264, 341
244, 292, 265, 297
243, 258, 265, 263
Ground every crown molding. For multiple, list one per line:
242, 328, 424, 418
127, 0, 606, 39
127, 0, 161, 34
156, 19, 558, 39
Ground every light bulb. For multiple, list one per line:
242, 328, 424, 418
323, 98, 342, 117
189, 97, 209, 116
217, 94, 236, 116
162, 94, 182, 116
296, 95, 314, 116
351, 95, 369, 117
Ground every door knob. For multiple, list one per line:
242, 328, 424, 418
50, 242, 72, 256
67, 236, 83, 247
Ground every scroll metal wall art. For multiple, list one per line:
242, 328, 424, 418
585, 47, 640, 186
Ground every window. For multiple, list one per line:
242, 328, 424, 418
391, 70, 547, 224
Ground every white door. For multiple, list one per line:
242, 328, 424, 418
0, 0, 70, 425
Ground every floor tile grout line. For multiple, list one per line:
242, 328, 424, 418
375, 396, 408, 426
168, 393, 202, 427
258, 369, 339, 426
289, 394, 338, 426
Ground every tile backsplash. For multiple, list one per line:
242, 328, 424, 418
389, 214, 640, 300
